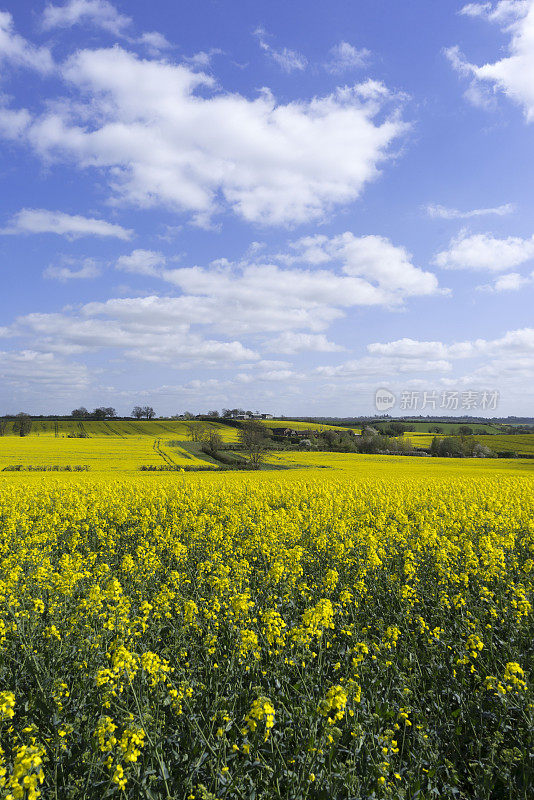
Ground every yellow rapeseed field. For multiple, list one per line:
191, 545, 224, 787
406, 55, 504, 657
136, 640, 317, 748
0, 460, 532, 799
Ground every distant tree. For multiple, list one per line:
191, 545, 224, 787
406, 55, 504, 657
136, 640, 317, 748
201, 428, 223, 452
71, 407, 89, 419
132, 406, 144, 419
183, 411, 195, 420
186, 422, 207, 442
385, 421, 409, 436
221, 409, 231, 418
459, 425, 473, 436
13, 412, 32, 437
206, 410, 220, 418
0, 419, 7, 436
92, 407, 116, 420
238, 420, 268, 469
429, 426, 443, 433
141, 406, 156, 420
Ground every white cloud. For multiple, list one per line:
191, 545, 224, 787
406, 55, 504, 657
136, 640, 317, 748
289, 232, 441, 298
0, 11, 53, 73
182, 48, 222, 68
1, 209, 132, 239
313, 327, 534, 406
324, 41, 371, 74
42, 0, 131, 35
451, 1, 534, 120
460, 2, 493, 16
316, 356, 453, 378
0, 349, 90, 390
116, 249, 165, 275
137, 32, 172, 54
477, 269, 534, 290
433, 230, 534, 271
367, 327, 534, 361
459, 2, 529, 23
426, 202, 515, 219
16, 308, 258, 367
2, 46, 408, 226
43, 258, 101, 281
265, 332, 344, 354
254, 26, 307, 72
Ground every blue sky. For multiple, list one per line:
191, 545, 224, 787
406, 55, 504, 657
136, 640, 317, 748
1, 0, 533, 416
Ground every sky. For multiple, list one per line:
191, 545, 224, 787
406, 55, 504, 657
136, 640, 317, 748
0, 0, 533, 417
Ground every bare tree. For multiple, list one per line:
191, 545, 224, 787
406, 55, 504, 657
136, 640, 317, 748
185, 422, 207, 442
142, 406, 156, 420
201, 427, 223, 452
238, 420, 269, 469
132, 406, 144, 419
13, 412, 32, 437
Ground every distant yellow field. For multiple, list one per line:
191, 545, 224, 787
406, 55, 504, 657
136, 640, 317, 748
0, 418, 240, 442
0, 436, 210, 471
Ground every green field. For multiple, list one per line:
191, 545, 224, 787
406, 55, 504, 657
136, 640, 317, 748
396, 421, 501, 434
402, 432, 534, 455
473, 434, 534, 455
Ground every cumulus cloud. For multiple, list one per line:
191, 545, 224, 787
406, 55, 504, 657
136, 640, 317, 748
116, 249, 166, 275
477, 269, 534, 290
42, 0, 131, 35
0, 11, 53, 73
313, 327, 534, 407
367, 327, 534, 360
264, 332, 344, 354
0, 45, 408, 226
254, 26, 307, 72
1, 209, 132, 239
0, 349, 90, 390
324, 41, 371, 74
16, 308, 259, 367
450, 1, 534, 120
426, 202, 515, 219
43, 257, 101, 281
433, 230, 534, 271
288, 232, 441, 298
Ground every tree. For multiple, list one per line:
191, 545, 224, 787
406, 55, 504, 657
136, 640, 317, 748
206, 410, 220, 418
201, 428, 223, 453
132, 406, 144, 419
183, 411, 195, 420
142, 406, 155, 420
238, 420, 268, 469
13, 412, 32, 437
0, 419, 7, 437
71, 407, 89, 419
92, 407, 116, 420
185, 423, 207, 442
459, 425, 473, 436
